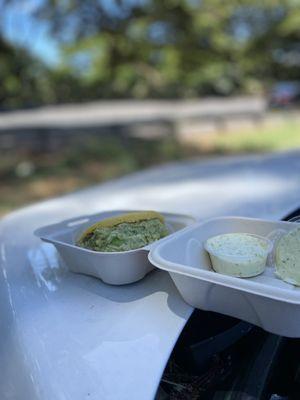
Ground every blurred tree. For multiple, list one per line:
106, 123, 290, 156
0, 35, 87, 108
1, 0, 300, 107
0, 36, 46, 109
34, 0, 245, 98
33, 0, 300, 99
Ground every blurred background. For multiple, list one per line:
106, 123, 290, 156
1, 0, 300, 216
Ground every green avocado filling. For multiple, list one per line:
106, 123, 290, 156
78, 218, 169, 252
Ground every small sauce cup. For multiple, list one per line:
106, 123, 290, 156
204, 233, 273, 278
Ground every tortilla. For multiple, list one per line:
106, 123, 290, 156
275, 226, 300, 285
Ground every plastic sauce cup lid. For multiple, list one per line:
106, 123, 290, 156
204, 233, 273, 261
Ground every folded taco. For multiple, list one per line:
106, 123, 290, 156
77, 211, 169, 252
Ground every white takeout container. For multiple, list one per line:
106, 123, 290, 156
148, 216, 300, 337
34, 210, 196, 285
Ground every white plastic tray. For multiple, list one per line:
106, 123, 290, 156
34, 209, 196, 285
149, 216, 300, 337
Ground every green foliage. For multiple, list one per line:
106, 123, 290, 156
0, 36, 86, 108
2, 0, 300, 107
0, 38, 44, 109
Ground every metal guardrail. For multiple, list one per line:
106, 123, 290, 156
0, 97, 266, 151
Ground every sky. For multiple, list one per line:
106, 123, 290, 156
1, 0, 60, 66
0, 0, 147, 67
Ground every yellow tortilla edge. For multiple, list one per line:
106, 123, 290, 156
78, 211, 165, 242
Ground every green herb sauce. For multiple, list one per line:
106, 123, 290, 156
78, 218, 169, 252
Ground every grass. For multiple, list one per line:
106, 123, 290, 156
1, 117, 300, 217
209, 118, 300, 153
